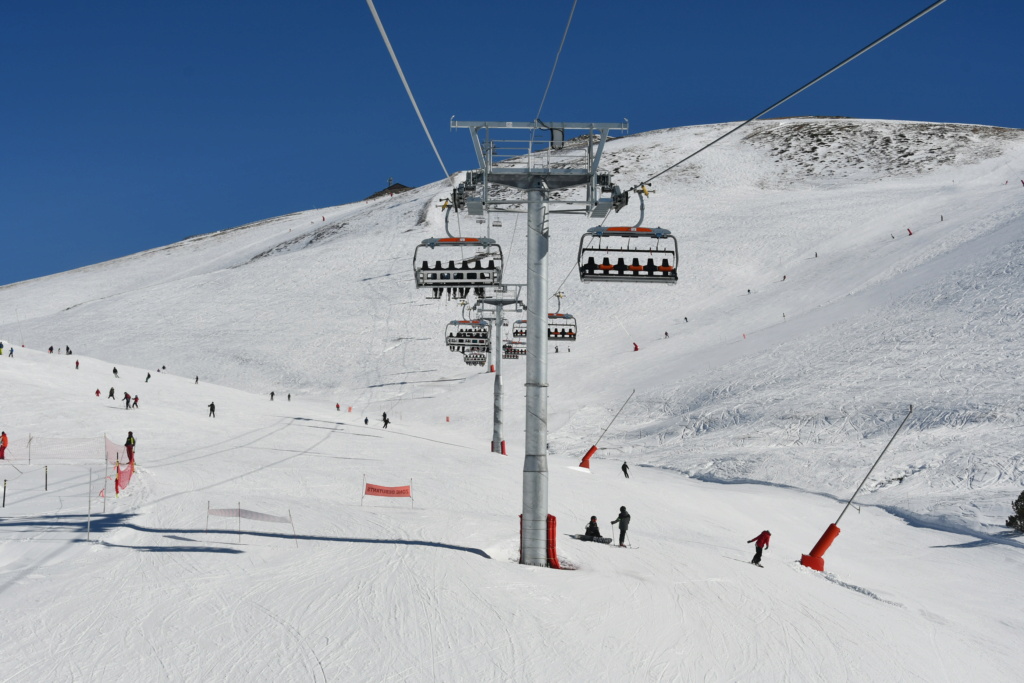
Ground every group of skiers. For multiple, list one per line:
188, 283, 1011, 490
583, 506, 632, 546
582, 461, 772, 564
47, 345, 73, 355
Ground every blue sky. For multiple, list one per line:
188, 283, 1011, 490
3, 0, 1020, 285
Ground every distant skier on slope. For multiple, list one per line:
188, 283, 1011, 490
621, 462, 630, 478
0, 431, 8, 459
611, 506, 631, 547
108, 387, 116, 399
748, 530, 771, 566
113, 367, 119, 378
208, 402, 216, 417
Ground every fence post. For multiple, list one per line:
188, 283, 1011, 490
2, 479, 6, 508
87, 468, 93, 542
45, 465, 48, 491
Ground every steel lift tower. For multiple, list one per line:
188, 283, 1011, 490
451, 119, 628, 566
475, 285, 525, 456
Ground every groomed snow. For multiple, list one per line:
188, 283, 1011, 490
1, 118, 1023, 680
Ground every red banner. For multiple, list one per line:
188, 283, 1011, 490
364, 483, 411, 498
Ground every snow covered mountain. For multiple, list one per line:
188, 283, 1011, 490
1, 117, 1023, 680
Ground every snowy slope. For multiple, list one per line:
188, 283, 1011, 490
1, 118, 1024, 680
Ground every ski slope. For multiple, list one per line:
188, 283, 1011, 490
1, 118, 1023, 680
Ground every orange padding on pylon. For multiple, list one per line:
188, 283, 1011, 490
800, 554, 825, 571
808, 523, 841, 558
579, 445, 597, 468
546, 514, 561, 569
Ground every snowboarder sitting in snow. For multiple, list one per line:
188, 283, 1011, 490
748, 530, 771, 566
584, 516, 602, 539
611, 506, 631, 546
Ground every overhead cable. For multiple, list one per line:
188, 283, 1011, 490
632, 0, 949, 192
535, 0, 580, 122
366, 0, 453, 185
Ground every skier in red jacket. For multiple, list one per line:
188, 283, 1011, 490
748, 530, 771, 566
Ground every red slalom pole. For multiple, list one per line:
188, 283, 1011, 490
580, 389, 636, 468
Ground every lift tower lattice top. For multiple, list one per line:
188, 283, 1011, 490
451, 119, 628, 567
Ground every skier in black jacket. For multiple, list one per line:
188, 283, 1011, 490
611, 506, 631, 546
584, 516, 602, 539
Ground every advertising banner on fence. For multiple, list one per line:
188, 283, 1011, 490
364, 483, 411, 498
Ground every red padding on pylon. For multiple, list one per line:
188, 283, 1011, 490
800, 554, 825, 571
808, 523, 841, 558
518, 514, 523, 564
501, 440, 507, 455
546, 514, 561, 569
579, 445, 597, 468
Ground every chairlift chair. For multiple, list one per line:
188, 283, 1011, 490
463, 351, 487, 366
445, 320, 490, 353
577, 226, 678, 284
547, 313, 578, 342
414, 237, 504, 297
511, 319, 529, 339
502, 340, 526, 360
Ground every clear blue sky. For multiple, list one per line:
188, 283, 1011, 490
2, 0, 1020, 285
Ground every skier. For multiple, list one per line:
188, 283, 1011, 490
48, 346, 53, 354
383, 416, 391, 430
208, 402, 216, 417
108, 387, 116, 399
364, 417, 369, 426
748, 530, 771, 566
145, 372, 151, 383
113, 367, 119, 378
0, 430, 7, 459
664, 331, 669, 339
336, 403, 340, 411
782, 275, 786, 282
633, 342, 639, 352
584, 516, 602, 539
66, 345, 71, 355
95, 389, 101, 397
287, 394, 291, 402
907, 228, 913, 236
132, 395, 139, 409
75, 360, 80, 369
610, 506, 631, 547
123, 392, 131, 410
124, 431, 136, 465
621, 462, 630, 479
195, 376, 199, 384
270, 391, 275, 401
7, 348, 12, 357
382, 411, 388, 423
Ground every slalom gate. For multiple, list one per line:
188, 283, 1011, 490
206, 502, 298, 546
